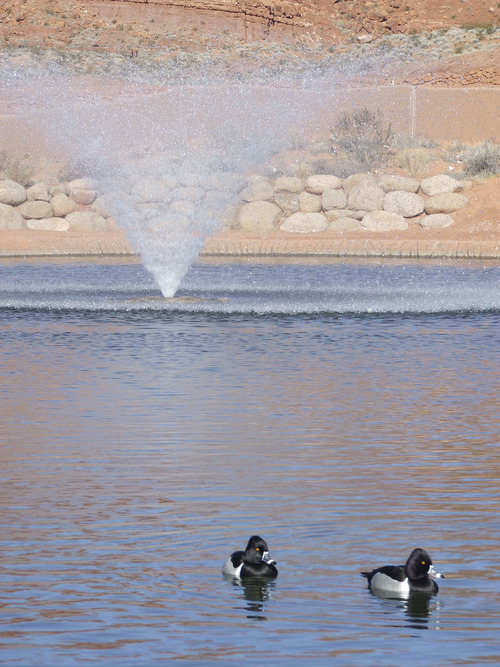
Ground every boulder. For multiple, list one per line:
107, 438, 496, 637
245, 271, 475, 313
170, 200, 196, 215
361, 210, 408, 231
330, 216, 364, 232
343, 173, 376, 194
104, 217, 121, 232
91, 194, 115, 219
457, 179, 474, 191
325, 209, 354, 221
273, 192, 299, 216
280, 212, 329, 233
0, 179, 27, 206
420, 174, 460, 196
26, 217, 70, 231
424, 193, 468, 214
383, 190, 425, 217
68, 177, 99, 191
348, 181, 385, 211
204, 172, 246, 192
420, 214, 455, 229
237, 200, 282, 232
100, 190, 134, 217
378, 174, 420, 193
219, 204, 238, 230
131, 177, 173, 203
49, 183, 70, 196
170, 186, 204, 202
51, 192, 77, 217
240, 179, 274, 202
204, 191, 236, 221
322, 188, 347, 210
299, 192, 322, 212
69, 189, 97, 205
306, 174, 342, 194
274, 176, 304, 193
26, 182, 50, 202
65, 211, 109, 231
17, 200, 53, 219
178, 172, 202, 188
0, 202, 25, 229
326, 209, 365, 220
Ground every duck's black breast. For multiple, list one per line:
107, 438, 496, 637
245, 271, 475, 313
241, 560, 278, 578
409, 577, 439, 593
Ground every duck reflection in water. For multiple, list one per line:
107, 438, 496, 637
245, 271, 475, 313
229, 577, 278, 621
367, 588, 442, 629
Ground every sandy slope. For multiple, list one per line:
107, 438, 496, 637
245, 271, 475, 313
0, 0, 499, 258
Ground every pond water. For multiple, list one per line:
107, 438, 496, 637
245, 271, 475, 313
1, 257, 499, 666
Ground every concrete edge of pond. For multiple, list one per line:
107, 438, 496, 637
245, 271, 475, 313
0, 229, 499, 260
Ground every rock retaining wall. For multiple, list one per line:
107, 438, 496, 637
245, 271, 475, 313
234, 172, 472, 233
0, 172, 472, 241
0, 177, 118, 233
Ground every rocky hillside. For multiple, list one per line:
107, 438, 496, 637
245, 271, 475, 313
1, 0, 498, 44
0, 0, 499, 85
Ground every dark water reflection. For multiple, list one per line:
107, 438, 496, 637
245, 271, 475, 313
226, 577, 277, 620
1, 258, 500, 665
367, 589, 438, 629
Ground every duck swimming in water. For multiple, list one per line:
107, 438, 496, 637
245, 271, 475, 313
222, 535, 278, 579
361, 548, 444, 595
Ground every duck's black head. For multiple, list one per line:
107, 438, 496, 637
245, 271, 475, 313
245, 536, 270, 562
405, 548, 444, 582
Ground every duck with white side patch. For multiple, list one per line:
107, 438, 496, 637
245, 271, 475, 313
361, 548, 444, 595
222, 535, 278, 579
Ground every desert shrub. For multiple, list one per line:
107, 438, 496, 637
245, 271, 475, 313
57, 164, 85, 182
326, 155, 368, 178
396, 147, 430, 178
448, 141, 466, 154
330, 106, 393, 171
462, 141, 500, 176
57, 156, 114, 183
0, 150, 34, 186
309, 158, 342, 175
394, 135, 439, 150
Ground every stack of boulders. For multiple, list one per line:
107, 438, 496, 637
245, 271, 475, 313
234, 172, 471, 233
0, 171, 471, 236
0, 177, 117, 232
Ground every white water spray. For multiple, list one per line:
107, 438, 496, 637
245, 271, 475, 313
3, 66, 316, 296
1, 41, 484, 297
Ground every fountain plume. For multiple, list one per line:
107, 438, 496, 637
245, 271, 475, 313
3, 65, 313, 296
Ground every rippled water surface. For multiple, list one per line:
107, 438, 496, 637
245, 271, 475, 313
1, 257, 500, 665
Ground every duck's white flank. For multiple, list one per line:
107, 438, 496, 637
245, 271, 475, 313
370, 572, 411, 594
222, 557, 243, 578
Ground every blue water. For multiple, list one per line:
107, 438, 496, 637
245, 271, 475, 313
0, 256, 499, 314
1, 257, 499, 665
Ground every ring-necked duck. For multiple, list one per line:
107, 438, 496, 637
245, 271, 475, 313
222, 535, 278, 579
361, 548, 444, 594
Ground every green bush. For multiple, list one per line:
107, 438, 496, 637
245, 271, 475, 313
0, 150, 34, 186
462, 141, 500, 177
330, 106, 393, 171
